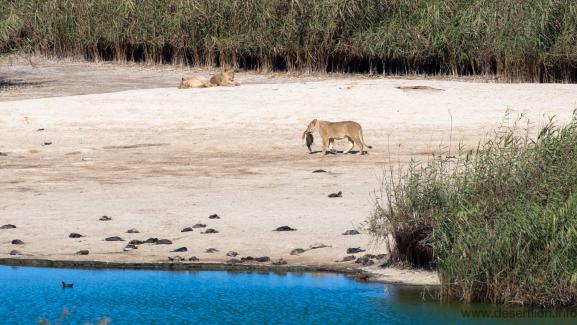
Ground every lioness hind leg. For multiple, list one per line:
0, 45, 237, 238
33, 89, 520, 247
343, 137, 355, 154
351, 134, 364, 154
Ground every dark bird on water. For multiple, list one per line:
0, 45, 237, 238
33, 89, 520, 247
61, 281, 74, 288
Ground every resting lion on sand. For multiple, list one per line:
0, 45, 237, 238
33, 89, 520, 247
177, 69, 239, 89
302, 119, 372, 155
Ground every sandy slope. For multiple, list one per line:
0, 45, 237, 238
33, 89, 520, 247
2, 66, 577, 285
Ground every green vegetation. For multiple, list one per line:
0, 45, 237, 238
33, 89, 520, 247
368, 114, 577, 306
1, 0, 577, 81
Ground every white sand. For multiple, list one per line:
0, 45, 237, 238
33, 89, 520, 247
2, 72, 577, 285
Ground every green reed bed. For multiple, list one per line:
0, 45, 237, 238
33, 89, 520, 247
1, 0, 577, 81
368, 115, 577, 306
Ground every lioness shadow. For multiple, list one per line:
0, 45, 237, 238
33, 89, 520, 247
308, 150, 367, 155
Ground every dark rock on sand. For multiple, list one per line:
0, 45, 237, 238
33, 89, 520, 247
99, 216, 112, 221
105, 236, 124, 242
255, 256, 271, 262
226, 251, 239, 257
157, 239, 173, 245
290, 248, 306, 255
347, 247, 365, 254
208, 214, 220, 219
355, 256, 375, 266
202, 228, 219, 234
76, 250, 90, 255
126, 228, 140, 234
129, 239, 144, 245
37, 128, 45, 131
172, 247, 188, 252
241, 256, 255, 262
312, 169, 327, 173
168, 256, 184, 262
192, 224, 206, 228
309, 243, 330, 250
342, 255, 356, 262
11, 239, 24, 245
181, 227, 193, 232
9, 250, 21, 256
274, 226, 296, 231
227, 258, 243, 264
0, 152, 7, 157
189, 256, 199, 262
143, 238, 159, 244
124, 244, 138, 251
342, 229, 360, 235
0, 224, 16, 229
69, 233, 84, 238
206, 248, 219, 253
43, 142, 52, 146
328, 191, 342, 198
272, 258, 287, 265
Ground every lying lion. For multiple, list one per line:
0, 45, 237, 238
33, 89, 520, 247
302, 119, 372, 155
177, 69, 239, 89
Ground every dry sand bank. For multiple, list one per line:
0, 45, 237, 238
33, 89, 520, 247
2, 62, 577, 285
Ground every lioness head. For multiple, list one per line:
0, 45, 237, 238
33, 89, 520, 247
302, 119, 319, 141
177, 77, 187, 89
223, 68, 235, 81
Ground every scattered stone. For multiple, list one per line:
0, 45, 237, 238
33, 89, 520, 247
181, 227, 193, 232
69, 233, 83, 238
328, 191, 342, 198
157, 239, 173, 245
9, 250, 21, 256
0, 224, 16, 229
355, 256, 375, 266
271, 258, 287, 265
104, 236, 124, 242
11, 239, 24, 245
255, 256, 270, 262
189, 256, 199, 262
202, 228, 219, 234
342, 255, 356, 262
346, 247, 365, 254
241, 256, 255, 262
363, 254, 378, 259
290, 248, 305, 256
206, 248, 219, 253
227, 258, 243, 264
312, 169, 327, 173
172, 247, 188, 252
168, 256, 184, 262
226, 251, 238, 257
99, 216, 112, 221
274, 226, 296, 232
143, 238, 159, 244
43, 142, 52, 146
129, 239, 143, 245
76, 250, 89, 255
126, 228, 139, 234
192, 224, 206, 228
124, 244, 138, 251
309, 243, 330, 250
208, 214, 220, 219
37, 128, 45, 131
342, 229, 360, 235
0, 152, 7, 157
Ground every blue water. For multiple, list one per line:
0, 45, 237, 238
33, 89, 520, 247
0, 266, 574, 324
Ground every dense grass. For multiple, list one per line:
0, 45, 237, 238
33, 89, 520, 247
368, 114, 577, 306
2, 0, 577, 81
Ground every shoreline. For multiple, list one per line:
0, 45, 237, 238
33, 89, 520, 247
0, 258, 438, 286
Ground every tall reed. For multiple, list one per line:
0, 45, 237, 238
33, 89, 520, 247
368, 114, 577, 306
2, 0, 577, 81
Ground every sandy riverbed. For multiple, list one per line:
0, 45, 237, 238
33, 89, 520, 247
2, 61, 577, 285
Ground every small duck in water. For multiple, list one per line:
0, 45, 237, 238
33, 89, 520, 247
61, 281, 74, 289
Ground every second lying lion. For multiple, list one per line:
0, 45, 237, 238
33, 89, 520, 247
302, 119, 372, 155
177, 69, 239, 89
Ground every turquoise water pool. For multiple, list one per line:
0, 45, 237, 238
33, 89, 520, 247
0, 265, 573, 324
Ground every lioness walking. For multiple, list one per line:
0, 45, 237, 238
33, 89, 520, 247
302, 119, 372, 155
